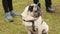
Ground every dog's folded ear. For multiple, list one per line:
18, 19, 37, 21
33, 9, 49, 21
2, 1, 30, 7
37, 7, 42, 15
28, 5, 34, 12
37, 3, 40, 7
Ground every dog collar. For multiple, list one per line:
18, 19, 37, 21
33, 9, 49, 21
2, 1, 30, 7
23, 19, 43, 24
23, 19, 34, 22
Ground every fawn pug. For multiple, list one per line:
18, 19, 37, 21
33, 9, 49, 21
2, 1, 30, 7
21, 4, 49, 34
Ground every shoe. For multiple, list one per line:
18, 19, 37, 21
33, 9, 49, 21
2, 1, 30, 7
5, 12, 13, 22
10, 10, 21, 16
46, 7, 55, 13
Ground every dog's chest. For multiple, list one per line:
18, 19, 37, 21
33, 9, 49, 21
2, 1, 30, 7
23, 16, 43, 27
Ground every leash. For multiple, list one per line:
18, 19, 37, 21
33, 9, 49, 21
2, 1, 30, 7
31, 21, 35, 34
32, 21, 35, 31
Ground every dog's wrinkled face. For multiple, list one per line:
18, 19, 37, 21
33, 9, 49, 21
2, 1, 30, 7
28, 4, 41, 18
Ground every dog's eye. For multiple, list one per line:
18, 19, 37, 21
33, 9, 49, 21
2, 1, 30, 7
28, 6, 34, 12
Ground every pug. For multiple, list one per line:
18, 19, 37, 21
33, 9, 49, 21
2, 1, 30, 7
21, 4, 49, 34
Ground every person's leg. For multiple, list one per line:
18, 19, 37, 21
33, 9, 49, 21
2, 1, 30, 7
7, 0, 20, 16
45, 0, 51, 9
45, 0, 55, 13
33, 0, 39, 4
33, 0, 40, 7
7, 0, 13, 11
2, 0, 9, 13
2, 0, 13, 22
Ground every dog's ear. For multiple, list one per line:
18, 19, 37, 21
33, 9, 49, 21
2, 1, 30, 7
36, 2, 40, 7
28, 5, 34, 12
37, 7, 42, 15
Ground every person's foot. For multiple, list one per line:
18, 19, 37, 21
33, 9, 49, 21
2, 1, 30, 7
46, 7, 55, 13
5, 12, 13, 22
10, 10, 21, 16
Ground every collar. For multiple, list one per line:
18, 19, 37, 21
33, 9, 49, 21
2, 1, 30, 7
23, 19, 34, 22
23, 19, 43, 24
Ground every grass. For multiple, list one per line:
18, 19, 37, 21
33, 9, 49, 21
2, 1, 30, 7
0, 0, 60, 34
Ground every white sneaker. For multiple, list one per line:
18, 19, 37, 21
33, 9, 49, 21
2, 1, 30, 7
46, 7, 55, 13
5, 12, 13, 22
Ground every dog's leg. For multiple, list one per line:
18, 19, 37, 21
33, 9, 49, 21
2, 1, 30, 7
25, 27, 31, 34
28, 31, 31, 34
42, 33, 48, 34
26, 29, 31, 34
42, 22, 49, 34
42, 29, 48, 34
42, 28, 48, 34
38, 27, 42, 34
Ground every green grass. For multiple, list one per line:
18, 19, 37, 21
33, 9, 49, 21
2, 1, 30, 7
0, 0, 60, 34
